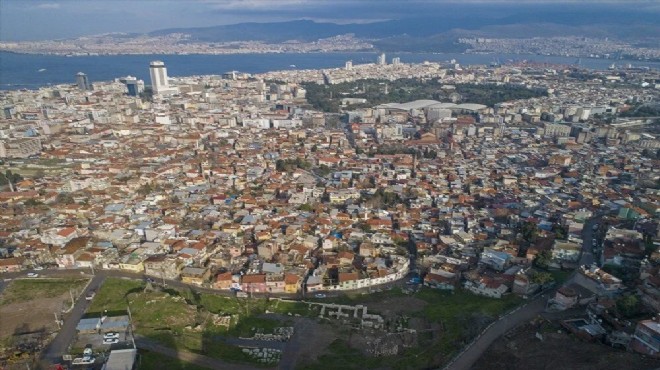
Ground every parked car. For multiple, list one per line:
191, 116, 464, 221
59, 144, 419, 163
33, 266, 44, 271
27, 272, 39, 278
103, 332, 119, 340
103, 338, 119, 344
314, 293, 326, 298
85, 291, 96, 301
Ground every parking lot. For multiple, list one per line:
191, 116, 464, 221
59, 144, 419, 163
73, 329, 131, 356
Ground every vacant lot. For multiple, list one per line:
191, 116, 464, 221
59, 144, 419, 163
88, 278, 309, 366
88, 279, 523, 370
298, 287, 523, 370
0, 278, 89, 340
473, 319, 660, 370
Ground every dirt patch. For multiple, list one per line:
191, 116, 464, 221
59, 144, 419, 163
0, 292, 71, 340
280, 318, 337, 368
472, 320, 660, 370
365, 296, 427, 318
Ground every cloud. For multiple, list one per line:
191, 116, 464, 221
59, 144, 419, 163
34, 3, 61, 9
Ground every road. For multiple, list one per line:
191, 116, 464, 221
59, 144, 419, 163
445, 295, 549, 370
579, 214, 604, 267
39, 271, 106, 368
446, 213, 607, 370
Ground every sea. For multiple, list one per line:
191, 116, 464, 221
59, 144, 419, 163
1, 51, 659, 91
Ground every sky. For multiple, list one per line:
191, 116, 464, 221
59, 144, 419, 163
1, 0, 659, 41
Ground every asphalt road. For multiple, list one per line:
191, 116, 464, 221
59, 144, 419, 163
39, 272, 106, 368
445, 295, 549, 370
446, 213, 607, 370
579, 214, 604, 267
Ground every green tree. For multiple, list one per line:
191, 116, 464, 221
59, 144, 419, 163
533, 250, 552, 269
521, 222, 538, 242
529, 270, 554, 285
616, 294, 640, 318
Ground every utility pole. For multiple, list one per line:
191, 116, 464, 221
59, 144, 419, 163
69, 288, 75, 308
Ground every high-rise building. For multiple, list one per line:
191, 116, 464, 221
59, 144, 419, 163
75, 72, 90, 90
120, 76, 143, 96
377, 53, 386, 66
345, 61, 353, 70
149, 61, 169, 94
392, 57, 401, 65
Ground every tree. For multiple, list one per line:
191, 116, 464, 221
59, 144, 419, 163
298, 203, 314, 212
529, 270, 554, 285
616, 294, 640, 318
533, 250, 552, 269
520, 221, 538, 242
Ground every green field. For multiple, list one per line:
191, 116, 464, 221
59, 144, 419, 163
0, 278, 89, 306
88, 278, 308, 366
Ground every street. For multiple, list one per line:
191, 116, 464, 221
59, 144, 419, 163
445, 294, 549, 370
39, 271, 106, 369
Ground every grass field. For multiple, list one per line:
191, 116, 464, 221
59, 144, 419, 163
87, 278, 306, 366
87, 277, 143, 315
137, 350, 209, 370
0, 278, 89, 306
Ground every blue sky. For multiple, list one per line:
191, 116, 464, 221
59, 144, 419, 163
1, 0, 658, 41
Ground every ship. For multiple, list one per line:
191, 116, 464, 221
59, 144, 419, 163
38, 68, 47, 72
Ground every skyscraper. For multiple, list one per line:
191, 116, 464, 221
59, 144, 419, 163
149, 61, 169, 94
377, 53, 386, 66
75, 72, 90, 90
345, 60, 353, 70
119, 76, 143, 96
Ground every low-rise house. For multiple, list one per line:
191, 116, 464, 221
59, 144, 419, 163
338, 271, 359, 290
630, 320, 660, 358
551, 241, 581, 264
573, 265, 623, 297
241, 274, 267, 293
424, 273, 456, 290
464, 277, 509, 298
284, 273, 302, 293
180, 266, 210, 286
54, 237, 90, 268
144, 255, 182, 280
0, 257, 24, 272
213, 271, 233, 290
480, 248, 512, 271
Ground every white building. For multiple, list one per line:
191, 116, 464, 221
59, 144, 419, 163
149, 61, 177, 95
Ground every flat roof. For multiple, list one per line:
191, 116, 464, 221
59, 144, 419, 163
103, 348, 137, 370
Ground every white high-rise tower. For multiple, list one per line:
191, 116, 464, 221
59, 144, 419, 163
345, 60, 353, 70
149, 61, 169, 94
377, 53, 386, 66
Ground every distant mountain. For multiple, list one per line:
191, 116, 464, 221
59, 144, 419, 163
148, 8, 660, 52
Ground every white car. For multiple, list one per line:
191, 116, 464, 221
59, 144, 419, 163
103, 332, 119, 340
27, 272, 39, 278
314, 293, 326, 298
33, 266, 44, 271
103, 338, 119, 344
